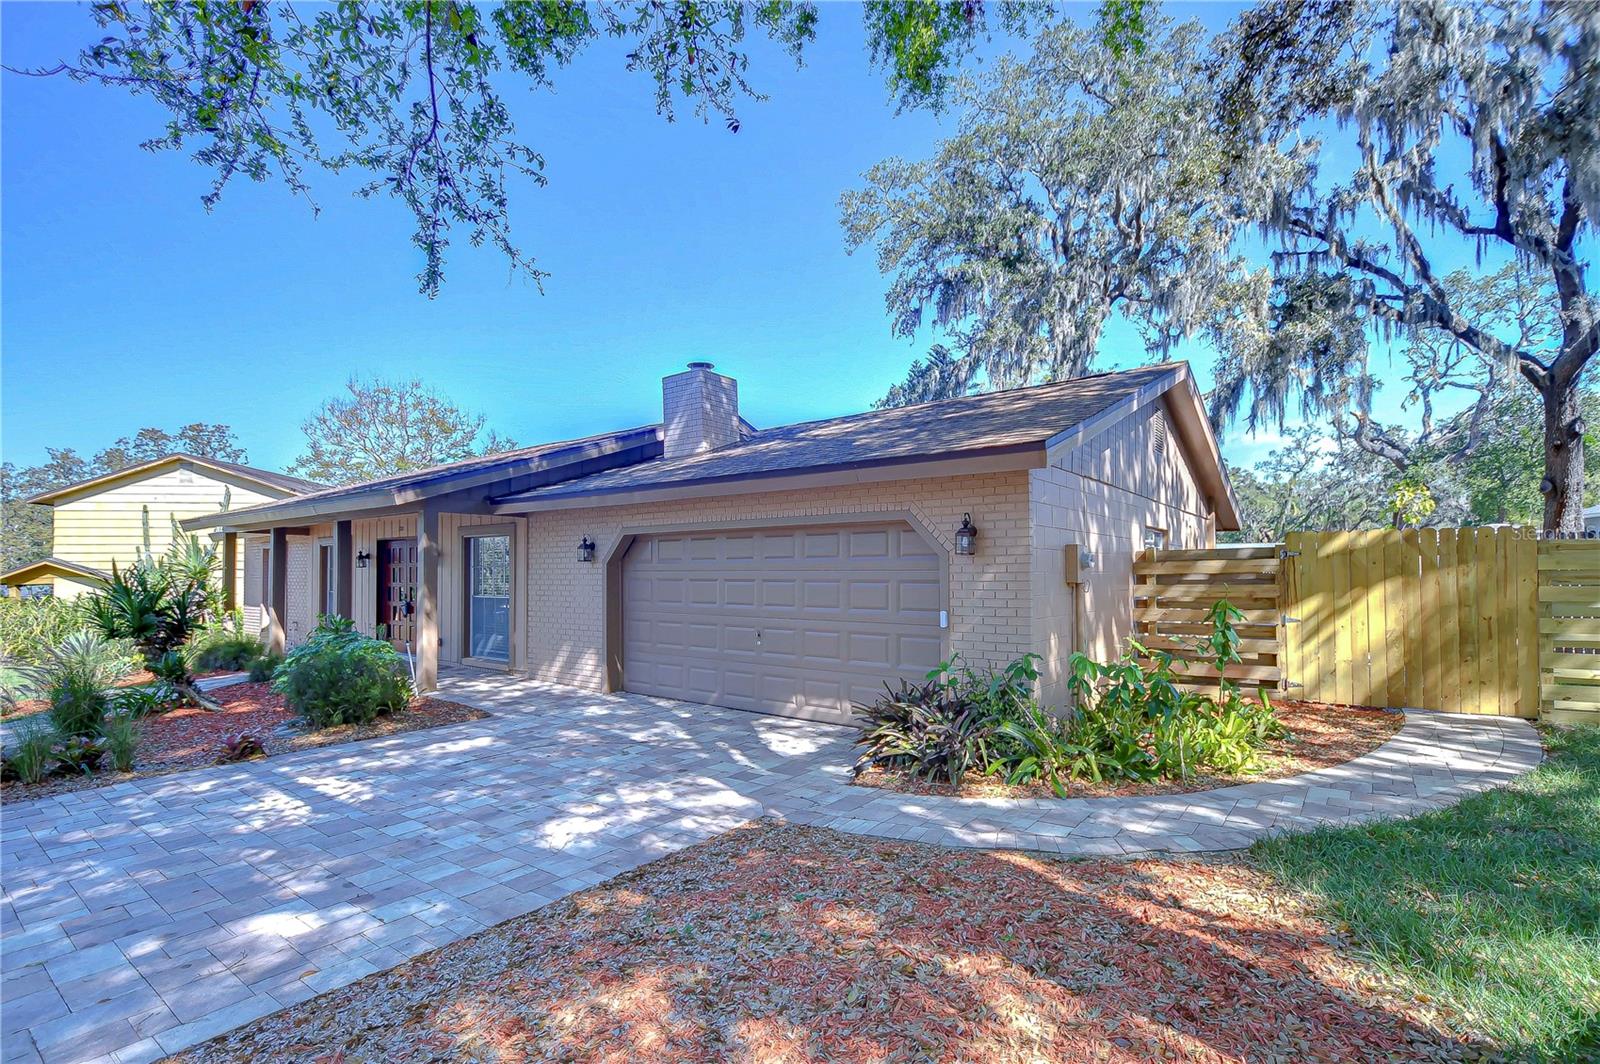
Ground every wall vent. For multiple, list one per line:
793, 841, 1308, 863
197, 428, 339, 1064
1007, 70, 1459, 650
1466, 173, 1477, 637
1152, 414, 1167, 458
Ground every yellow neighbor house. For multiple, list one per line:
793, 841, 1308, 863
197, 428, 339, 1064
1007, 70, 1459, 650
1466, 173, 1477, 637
1, 454, 322, 602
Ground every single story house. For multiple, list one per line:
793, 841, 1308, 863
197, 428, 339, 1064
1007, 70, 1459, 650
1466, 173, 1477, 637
2, 454, 322, 604
186, 362, 1240, 719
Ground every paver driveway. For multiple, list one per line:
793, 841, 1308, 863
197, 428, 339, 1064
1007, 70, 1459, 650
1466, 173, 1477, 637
0, 668, 1540, 1064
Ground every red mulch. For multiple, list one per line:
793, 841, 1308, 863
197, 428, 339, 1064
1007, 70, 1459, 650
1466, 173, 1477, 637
3, 683, 487, 799
855, 701, 1406, 800
171, 821, 1478, 1063
1, 669, 239, 721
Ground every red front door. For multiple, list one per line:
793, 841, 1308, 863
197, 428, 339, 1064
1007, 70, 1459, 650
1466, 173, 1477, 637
377, 539, 417, 650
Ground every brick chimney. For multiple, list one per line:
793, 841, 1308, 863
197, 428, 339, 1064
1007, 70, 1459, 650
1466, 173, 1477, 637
662, 362, 740, 458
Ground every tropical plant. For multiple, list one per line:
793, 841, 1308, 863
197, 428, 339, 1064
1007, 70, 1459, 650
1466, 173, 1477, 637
15, 632, 136, 739
854, 602, 1284, 792
110, 684, 173, 720
84, 523, 226, 708
0, 597, 91, 666
100, 713, 140, 773
216, 734, 266, 764
272, 616, 412, 728
1, 718, 57, 785
50, 735, 105, 777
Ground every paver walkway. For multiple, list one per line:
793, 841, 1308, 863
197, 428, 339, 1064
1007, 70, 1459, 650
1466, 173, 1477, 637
0, 669, 1542, 1064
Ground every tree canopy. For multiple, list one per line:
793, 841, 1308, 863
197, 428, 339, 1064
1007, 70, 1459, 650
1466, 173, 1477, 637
845, 2, 1599, 530
24, 0, 1037, 297
290, 376, 517, 485
0, 423, 247, 574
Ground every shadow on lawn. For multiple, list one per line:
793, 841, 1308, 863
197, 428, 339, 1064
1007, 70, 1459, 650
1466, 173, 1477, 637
1251, 725, 1600, 1063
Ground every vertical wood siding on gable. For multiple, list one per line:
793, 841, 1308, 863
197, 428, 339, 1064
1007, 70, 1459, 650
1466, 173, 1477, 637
1029, 401, 1213, 708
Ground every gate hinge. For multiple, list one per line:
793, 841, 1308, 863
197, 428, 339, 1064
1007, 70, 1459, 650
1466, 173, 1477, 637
1279, 549, 1301, 558
1284, 681, 1305, 689
1282, 615, 1302, 624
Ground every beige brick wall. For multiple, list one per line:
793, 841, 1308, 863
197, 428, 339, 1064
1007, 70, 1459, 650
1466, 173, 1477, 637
523, 470, 1034, 691
1030, 400, 1213, 707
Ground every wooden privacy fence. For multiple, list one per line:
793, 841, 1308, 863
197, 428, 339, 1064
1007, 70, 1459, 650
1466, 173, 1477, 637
1135, 529, 1600, 722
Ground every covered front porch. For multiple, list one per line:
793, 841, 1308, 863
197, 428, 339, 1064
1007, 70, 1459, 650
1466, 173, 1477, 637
211, 505, 525, 693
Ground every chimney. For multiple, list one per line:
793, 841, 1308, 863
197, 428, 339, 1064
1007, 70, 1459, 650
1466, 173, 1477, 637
662, 362, 740, 458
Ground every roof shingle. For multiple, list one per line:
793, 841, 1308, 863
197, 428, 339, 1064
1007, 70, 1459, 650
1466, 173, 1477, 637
495, 363, 1182, 504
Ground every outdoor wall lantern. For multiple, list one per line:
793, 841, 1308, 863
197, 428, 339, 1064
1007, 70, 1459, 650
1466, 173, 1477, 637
954, 513, 979, 556
578, 536, 597, 563
355, 550, 371, 569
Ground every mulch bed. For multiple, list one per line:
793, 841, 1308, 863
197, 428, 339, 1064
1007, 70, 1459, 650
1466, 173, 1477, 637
170, 820, 1481, 1063
2, 683, 488, 800
0, 669, 239, 721
853, 701, 1406, 800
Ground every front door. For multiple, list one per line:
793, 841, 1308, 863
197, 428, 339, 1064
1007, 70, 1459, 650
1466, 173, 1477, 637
377, 539, 417, 650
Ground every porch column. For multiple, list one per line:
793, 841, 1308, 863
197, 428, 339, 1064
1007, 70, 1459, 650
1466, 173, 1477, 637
221, 531, 238, 612
415, 503, 441, 692
334, 520, 354, 619
267, 526, 289, 655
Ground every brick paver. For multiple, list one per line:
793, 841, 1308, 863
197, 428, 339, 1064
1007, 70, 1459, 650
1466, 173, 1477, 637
0, 668, 1542, 1063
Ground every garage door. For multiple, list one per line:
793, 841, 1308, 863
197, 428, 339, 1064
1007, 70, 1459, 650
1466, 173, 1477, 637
622, 523, 945, 724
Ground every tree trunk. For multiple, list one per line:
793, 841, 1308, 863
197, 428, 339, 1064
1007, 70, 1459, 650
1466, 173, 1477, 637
1540, 377, 1586, 533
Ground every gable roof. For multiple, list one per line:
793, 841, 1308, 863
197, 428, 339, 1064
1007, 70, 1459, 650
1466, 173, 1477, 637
491, 362, 1238, 526
0, 557, 110, 586
183, 426, 663, 530
28, 454, 323, 506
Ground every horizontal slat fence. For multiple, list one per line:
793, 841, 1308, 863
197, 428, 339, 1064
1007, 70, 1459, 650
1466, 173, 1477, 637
1129, 529, 1555, 718
1538, 538, 1600, 725
1284, 528, 1537, 717
1132, 545, 1284, 691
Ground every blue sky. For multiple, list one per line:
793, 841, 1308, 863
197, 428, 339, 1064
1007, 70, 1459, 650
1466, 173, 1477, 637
0, 1, 1459, 476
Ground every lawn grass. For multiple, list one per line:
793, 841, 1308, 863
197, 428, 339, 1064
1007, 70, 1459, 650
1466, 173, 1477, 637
1251, 725, 1600, 1061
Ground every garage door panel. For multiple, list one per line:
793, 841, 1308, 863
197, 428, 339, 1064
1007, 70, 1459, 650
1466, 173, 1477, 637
899, 634, 944, 669
761, 579, 798, 608
623, 523, 944, 724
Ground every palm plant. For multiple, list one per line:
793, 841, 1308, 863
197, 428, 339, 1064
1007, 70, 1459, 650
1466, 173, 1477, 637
83, 520, 225, 711
17, 631, 136, 738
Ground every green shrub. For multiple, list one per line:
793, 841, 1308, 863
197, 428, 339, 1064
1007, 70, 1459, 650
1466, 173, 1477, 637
2, 719, 57, 785
249, 652, 284, 683
110, 683, 176, 719
1065, 600, 1283, 781
100, 713, 140, 772
192, 629, 264, 671
149, 649, 196, 688
853, 601, 1283, 791
24, 632, 135, 739
0, 597, 91, 666
272, 616, 412, 728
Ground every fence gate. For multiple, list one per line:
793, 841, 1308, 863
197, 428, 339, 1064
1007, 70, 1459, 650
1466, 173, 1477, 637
1537, 538, 1600, 724
1283, 529, 1538, 717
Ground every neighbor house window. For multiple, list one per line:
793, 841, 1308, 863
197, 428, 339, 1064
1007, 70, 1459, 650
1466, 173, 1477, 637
1144, 527, 1168, 550
467, 534, 512, 663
